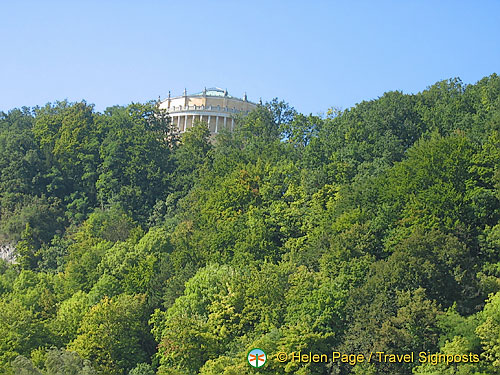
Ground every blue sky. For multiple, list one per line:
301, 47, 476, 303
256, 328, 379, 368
1, 0, 499, 115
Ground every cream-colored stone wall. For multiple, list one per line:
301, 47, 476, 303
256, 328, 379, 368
188, 97, 205, 107
159, 89, 257, 134
160, 95, 256, 112
204, 97, 220, 107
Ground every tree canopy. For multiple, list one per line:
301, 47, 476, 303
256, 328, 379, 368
1, 74, 500, 374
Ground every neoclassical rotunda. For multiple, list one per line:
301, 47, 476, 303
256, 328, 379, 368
158, 88, 258, 134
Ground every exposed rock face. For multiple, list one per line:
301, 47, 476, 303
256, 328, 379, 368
0, 243, 16, 263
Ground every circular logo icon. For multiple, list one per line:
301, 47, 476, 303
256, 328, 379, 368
248, 348, 267, 368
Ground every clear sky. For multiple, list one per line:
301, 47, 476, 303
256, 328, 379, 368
1, 0, 499, 115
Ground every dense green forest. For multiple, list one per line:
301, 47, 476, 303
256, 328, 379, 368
1, 75, 500, 375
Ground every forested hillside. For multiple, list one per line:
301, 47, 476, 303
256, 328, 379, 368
1, 75, 500, 375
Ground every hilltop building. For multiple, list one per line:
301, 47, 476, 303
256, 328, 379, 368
158, 88, 258, 134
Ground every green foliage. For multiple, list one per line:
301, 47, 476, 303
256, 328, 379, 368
44, 348, 97, 375
69, 294, 152, 375
0, 299, 49, 372
9, 349, 97, 375
10, 356, 42, 375
0, 75, 500, 375
129, 362, 155, 375
170, 122, 212, 195
96, 103, 174, 222
381, 132, 479, 237
49, 291, 91, 345
0, 108, 45, 199
33, 101, 101, 221
476, 292, 500, 367
0, 195, 64, 248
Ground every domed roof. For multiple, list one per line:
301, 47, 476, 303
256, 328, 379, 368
192, 87, 236, 98
163, 88, 253, 104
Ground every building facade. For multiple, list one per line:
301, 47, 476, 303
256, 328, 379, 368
158, 88, 258, 134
